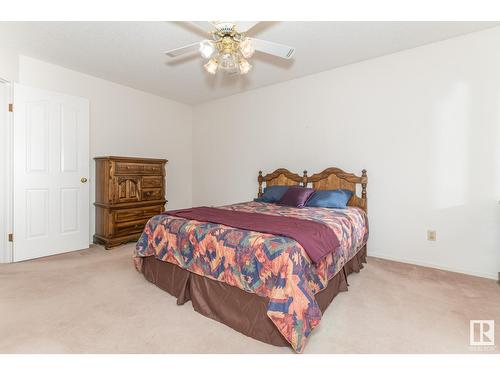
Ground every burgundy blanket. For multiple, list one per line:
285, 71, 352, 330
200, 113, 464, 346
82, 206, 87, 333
164, 206, 340, 264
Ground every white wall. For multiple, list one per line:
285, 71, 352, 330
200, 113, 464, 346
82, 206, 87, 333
193, 27, 500, 279
0, 47, 18, 82
1, 28, 499, 279
18, 56, 193, 243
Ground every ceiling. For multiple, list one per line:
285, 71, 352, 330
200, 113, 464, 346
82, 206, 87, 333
0, 21, 498, 105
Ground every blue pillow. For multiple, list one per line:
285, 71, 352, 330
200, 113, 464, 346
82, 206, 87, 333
260, 185, 289, 203
306, 189, 353, 209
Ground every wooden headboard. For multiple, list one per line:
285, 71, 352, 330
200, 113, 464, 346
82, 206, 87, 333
258, 169, 306, 197
307, 168, 367, 211
257, 167, 367, 211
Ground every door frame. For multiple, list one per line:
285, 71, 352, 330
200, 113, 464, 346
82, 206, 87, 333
0, 77, 13, 263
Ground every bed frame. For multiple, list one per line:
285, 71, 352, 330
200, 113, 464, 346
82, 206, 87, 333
140, 166, 369, 352
258, 167, 368, 211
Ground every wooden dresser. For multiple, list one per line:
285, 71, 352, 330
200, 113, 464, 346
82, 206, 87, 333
93, 156, 167, 249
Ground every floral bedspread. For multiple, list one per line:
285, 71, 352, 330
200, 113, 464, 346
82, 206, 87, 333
134, 201, 368, 353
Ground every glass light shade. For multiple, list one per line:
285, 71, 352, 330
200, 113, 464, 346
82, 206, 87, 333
239, 58, 252, 74
239, 38, 255, 58
204, 59, 218, 74
199, 40, 215, 59
219, 53, 237, 70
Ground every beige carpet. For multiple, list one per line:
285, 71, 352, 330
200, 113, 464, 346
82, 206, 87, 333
0, 244, 498, 354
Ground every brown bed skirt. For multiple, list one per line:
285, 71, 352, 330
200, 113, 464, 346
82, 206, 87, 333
140, 246, 367, 348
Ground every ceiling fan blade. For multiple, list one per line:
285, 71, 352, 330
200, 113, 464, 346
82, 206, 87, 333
191, 21, 215, 33
236, 21, 259, 33
249, 38, 295, 59
164, 42, 201, 58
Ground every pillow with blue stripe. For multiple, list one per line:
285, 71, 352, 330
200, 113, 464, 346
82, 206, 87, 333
305, 189, 353, 209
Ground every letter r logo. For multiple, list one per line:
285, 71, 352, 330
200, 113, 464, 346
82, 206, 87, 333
470, 320, 495, 346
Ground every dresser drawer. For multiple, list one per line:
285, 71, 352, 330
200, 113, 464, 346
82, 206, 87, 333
115, 162, 163, 175
142, 188, 163, 201
114, 206, 164, 223
114, 218, 149, 237
142, 176, 163, 188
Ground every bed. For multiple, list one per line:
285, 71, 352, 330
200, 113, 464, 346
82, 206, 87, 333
134, 167, 368, 353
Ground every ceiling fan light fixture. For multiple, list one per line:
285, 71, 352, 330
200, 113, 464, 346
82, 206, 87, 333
199, 40, 216, 59
239, 58, 252, 74
219, 52, 237, 70
164, 22, 296, 77
204, 58, 218, 74
239, 38, 255, 58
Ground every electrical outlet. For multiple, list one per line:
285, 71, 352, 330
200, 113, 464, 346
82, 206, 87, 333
427, 230, 437, 241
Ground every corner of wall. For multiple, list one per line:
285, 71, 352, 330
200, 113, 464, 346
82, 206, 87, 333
0, 47, 19, 83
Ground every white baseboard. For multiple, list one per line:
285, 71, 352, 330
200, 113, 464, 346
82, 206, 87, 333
369, 252, 498, 281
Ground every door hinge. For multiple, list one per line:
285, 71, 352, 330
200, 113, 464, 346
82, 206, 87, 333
8, 233, 13, 242
8, 103, 13, 112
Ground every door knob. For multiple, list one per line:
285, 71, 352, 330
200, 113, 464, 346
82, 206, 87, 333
81, 177, 88, 183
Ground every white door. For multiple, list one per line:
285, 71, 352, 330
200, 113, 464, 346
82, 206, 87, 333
13, 84, 90, 261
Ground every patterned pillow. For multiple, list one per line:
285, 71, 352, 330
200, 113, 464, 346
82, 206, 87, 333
278, 186, 315, 208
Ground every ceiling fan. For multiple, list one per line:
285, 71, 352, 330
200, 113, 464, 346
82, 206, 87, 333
165, 21, 296, 75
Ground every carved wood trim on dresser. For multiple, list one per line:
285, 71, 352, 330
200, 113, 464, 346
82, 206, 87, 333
93, 156, 167, 249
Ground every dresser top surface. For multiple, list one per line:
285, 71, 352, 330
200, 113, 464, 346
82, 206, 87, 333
94, 156, 168, 163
